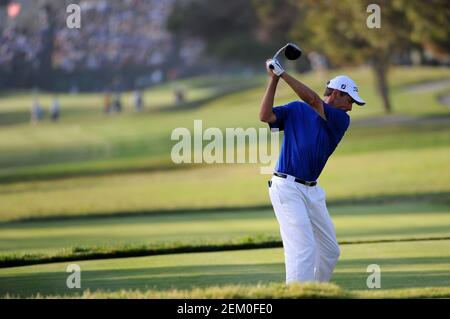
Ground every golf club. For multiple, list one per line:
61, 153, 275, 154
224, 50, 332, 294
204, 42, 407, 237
269, 43, 302, 69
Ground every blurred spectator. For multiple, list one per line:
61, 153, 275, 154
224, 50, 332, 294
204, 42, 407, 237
112, 91, 122, 113
103, 90, 112, 113
307, 51, 328, 81
31, 96, 44, 124
50, 95, 60, 122
174, 86, 185, 105
70, 85, 79, 95
133, 90, 144, 112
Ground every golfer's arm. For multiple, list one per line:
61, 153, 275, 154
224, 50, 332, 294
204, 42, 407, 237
259, 77, 279, 123
281, 72, 326, 120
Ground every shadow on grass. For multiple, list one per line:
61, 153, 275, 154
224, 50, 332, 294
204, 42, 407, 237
151, 81, 261, 113
0, 77, 261, 127
333, 256, 450, 290
0, 161, 193, 187
0, 111, 30, 126
2, 236, 450, 269
0, 108, 102, 127
351, 113, 450, 128
337, 256, 450, 267
392, 78, 450, 93
2, 191, 448, 225
0, 263, 284, 297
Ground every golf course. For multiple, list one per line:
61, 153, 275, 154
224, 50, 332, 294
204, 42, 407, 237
1, 66, 450, 298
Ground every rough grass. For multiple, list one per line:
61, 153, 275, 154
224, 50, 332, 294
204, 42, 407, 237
18, 283, 351, 299
16, 283, 450, 299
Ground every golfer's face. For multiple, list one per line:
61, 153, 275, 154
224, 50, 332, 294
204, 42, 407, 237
342, 95, 354, 111
333, 91, 354, 111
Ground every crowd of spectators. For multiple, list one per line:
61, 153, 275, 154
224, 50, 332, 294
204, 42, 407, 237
0, 0, 204, 86
52, 0, 176, 72
0, 24, 44, 72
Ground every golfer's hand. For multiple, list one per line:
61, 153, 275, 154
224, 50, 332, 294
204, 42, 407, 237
266, 59, 285, 77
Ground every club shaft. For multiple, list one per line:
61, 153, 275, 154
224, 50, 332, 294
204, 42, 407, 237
273, 44, 288, 60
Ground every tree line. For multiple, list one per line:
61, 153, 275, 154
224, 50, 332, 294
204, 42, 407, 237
167, 0, 449, 113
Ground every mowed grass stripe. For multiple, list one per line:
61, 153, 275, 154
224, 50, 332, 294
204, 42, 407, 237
1, 202, 449, 253
1, 147, 449, 222
0, 202, 449, 267
1, 117, 449, 185
0, 67, 449, 184
0, 75, 263, 170
1, 240, 449, 297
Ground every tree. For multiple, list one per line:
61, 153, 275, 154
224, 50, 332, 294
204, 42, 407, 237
167, 0, 265, 64
398, 0, 450, 59
291, 0, 414, 113
251, 0, 299, 44
291, 0, 449, 114
167, 0, 301, 65
167, 0, 448, 113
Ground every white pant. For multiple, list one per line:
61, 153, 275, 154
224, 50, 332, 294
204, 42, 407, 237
268, 174, 340, 284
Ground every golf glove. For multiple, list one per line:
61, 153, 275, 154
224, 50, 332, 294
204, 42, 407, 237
266, 59, 284, 76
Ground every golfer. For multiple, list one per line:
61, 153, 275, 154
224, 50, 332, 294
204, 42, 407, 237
260, 58, 365, 284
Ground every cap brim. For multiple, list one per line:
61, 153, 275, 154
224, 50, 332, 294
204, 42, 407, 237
349, 91, 365, 106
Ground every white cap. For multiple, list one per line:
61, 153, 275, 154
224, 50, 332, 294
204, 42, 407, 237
326, 75, 365, 106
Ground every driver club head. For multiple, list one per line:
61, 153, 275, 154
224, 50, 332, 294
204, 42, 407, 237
269, 43, 302, 69
284, 43, 302, 60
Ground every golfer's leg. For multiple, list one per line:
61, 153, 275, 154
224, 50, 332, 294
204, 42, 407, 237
308, 185, 340, 282
269, 179, 316, 283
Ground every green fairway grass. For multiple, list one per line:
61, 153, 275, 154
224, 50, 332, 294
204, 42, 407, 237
0, 74, 264, 173
0, 67, 448, 222
1, 117, 449, 185
0, 67, 448, 182
0, 202, 449, 259
1, 146, 448, 222
0, 74, 264, 119
1, 67, 449, 298
0, 240, 449, 297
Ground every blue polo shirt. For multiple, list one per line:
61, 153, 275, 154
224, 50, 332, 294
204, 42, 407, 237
269, 100, 350, 181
